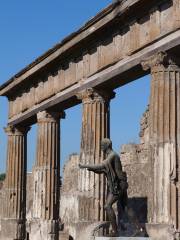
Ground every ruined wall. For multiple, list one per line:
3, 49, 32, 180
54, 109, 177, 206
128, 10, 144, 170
0, 181, 4, 219
60, 153, 97, 239
120, 107, 153, 223
60, 154, 81, 238
121, 107, 150, 197
26, 173, 34, 220
0, 181, 3, 234
60, 107, 152, 237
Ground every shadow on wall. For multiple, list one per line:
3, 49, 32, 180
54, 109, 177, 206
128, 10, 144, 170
117, 197, 148, 236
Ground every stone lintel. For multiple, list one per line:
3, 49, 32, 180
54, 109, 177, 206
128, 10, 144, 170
7, 30, 180, 126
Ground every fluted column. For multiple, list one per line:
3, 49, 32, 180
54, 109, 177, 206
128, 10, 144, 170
2, 125, 30, 240
77, 88, 115, 222
142, 52, 180, 238
32, 110, 64, 240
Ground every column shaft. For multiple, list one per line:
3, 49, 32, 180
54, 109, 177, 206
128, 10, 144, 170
77, 88, 114, 222
2, 126, 29, 240
142, 52, 180, 236
32, 110, 64, 240
34, 111, 62, 220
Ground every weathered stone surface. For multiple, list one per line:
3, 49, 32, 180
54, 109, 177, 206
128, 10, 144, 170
108, 107, 150, 237
77, 88, 115, 222
28, 110, 64, 240
0, 181, 4, 235
0, 181, 4, 219
0, 0, 180, 239
61, 153, 79, 193
1, 126, 30, 240
60, 154, 95, 239
146, 223, 175, 240
59, 231, 70, 240
60, 154, 80, 238
27, 219, 59, 240
26, 172, 34, 220
0, 181, 3, 190
95, 238, 150, 240
59, 107, 151, 239
141, 52, 180, 239
75, 221, 110, 240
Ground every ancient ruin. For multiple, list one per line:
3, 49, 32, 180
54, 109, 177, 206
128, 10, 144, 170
0, 0, 180, 239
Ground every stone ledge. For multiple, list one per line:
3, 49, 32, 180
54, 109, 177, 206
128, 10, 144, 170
95, 238, 150, 240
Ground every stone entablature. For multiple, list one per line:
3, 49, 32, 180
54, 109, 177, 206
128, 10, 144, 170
0, 0, 179, 126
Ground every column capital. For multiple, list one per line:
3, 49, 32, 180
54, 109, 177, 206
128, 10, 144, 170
76, 88, 115, 104
37, 110, 65, 123
141, 52, 180, 72
4, 125, 30, 136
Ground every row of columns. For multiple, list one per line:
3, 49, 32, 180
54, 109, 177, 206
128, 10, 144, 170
2, 88, 114, 239
1, 51, 180, 240
2, 112, 65, 240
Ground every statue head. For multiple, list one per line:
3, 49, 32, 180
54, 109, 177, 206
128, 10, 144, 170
101, 138, 112, 153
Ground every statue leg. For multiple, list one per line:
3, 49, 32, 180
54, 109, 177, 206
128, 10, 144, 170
104, 193, 119, 236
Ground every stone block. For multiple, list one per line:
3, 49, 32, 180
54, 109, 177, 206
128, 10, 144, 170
27, 219, 59, 240
59, 231, 70, 240
95, 238, 150, 240
0, 218, 25, 240
146, 223, 175, 240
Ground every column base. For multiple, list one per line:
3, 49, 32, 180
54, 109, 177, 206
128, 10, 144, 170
146, 223, 176, 240
0, 218, 26, 240
27, 219, 59, 240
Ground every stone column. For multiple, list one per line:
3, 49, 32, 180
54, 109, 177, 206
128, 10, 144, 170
2, 125, 30, 240
77, 88, 115, 222
31, 110, 64, 240
142, 52, 180, 240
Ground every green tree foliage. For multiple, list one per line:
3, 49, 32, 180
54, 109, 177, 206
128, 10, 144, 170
0, 173, 6, 181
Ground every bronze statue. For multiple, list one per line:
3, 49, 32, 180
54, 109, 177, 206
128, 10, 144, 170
79, 138, 128, 237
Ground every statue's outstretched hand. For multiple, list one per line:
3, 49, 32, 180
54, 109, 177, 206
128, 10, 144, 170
79, 163, 86, 169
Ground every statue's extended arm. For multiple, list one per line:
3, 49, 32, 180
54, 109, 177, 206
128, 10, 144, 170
79, 163, 105, 172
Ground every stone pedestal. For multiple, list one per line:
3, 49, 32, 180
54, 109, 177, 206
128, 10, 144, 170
1, 126, 30, 240
30, 110, 64, 240
146, 223, 175, 240
27, 219, 59, 240
77, 88, 115, 222
0, 219, 26, 240
95, 238, 150, 240
142, 52, 180, 240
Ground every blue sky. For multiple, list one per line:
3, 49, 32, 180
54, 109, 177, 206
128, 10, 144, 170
0, 0, 150, 173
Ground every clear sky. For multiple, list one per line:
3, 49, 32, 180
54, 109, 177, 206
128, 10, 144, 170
0, 0, 150, 174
